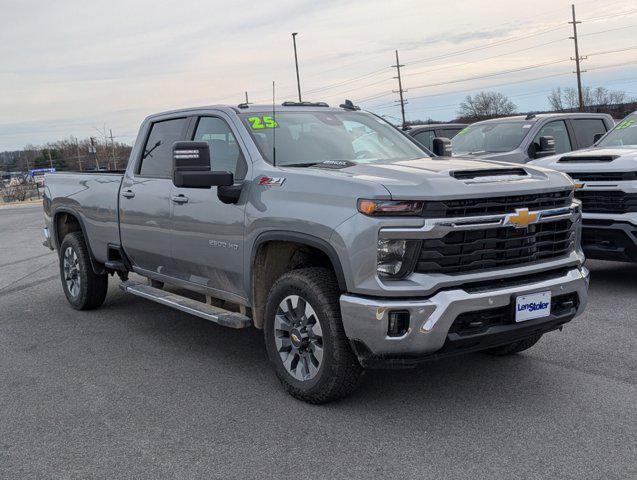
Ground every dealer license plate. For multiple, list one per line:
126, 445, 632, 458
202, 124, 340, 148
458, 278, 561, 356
515, 291, 551, 322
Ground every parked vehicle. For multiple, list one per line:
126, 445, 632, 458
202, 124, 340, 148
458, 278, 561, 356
406, 123, 467, 151
450, 113, 614, 163
43, 102, 589, 403
530, 112, 637, 262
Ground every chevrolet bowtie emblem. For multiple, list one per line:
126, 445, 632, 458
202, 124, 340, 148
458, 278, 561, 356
504, 208, 539, 228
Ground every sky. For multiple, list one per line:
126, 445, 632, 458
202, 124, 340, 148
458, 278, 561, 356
1, 0, 636, 151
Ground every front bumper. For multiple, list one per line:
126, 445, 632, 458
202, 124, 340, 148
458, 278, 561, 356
581, 218, 637, 262
340, 266, 589, 367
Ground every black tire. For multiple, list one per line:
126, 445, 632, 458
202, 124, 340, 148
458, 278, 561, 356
484, 333, 543, 356
59, 232, 108, 310
264, 267, 364, 404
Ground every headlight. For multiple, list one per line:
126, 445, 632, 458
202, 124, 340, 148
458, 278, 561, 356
358, 199, 424, 216
377, 239, 421, 278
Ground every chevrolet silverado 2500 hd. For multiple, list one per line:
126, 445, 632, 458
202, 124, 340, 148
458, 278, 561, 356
43, 102, 589, 403
531, 111, 637, 262
450, 113, 614, 163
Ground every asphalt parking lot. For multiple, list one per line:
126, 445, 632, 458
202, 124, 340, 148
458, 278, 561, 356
1, 205, 635, 479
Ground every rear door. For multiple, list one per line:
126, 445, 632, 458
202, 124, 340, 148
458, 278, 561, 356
169, 113, 250, 300
119, 116, 189, 276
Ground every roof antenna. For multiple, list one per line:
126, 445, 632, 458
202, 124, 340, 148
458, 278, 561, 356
272, 80, 276, 167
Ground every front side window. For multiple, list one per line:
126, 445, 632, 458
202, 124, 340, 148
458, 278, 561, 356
139, 118, 188, 177
193, 117, 247, 179
572, 119, 608, 148
239, 111, 424, 166
413, 130, 435, 150
533, 120, 572, 154
452, 122, 530, 155
597, 114, 637, 148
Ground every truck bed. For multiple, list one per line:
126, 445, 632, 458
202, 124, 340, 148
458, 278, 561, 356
44, 171, 124, 264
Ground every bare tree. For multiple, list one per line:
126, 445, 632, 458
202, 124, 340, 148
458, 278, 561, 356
548, 86, 632, 111
458, 91, 517, 120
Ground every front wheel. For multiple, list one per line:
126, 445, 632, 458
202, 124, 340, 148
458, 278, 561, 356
59, 232, 108, 310
264, 268, 363, 404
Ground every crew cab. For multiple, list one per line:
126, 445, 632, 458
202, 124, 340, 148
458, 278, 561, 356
531, 112, 637, 262
43, 102, 589, 403
451, 113, 614, 163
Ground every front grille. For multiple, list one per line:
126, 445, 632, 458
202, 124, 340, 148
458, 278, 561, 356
415, 219, 574, 274
566, 171, 637, 182
448, 292, 579, 336
575, 190, 637, 214
421, 190, 572, 218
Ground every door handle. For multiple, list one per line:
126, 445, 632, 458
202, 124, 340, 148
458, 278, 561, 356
122, 190, 135, 199
171, 194, 189, 204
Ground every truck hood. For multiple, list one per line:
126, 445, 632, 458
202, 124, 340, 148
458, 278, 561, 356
529, 146, 637, 172
304, 156, 573, 199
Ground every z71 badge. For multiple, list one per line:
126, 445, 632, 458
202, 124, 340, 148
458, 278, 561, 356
258, 176, 285, 186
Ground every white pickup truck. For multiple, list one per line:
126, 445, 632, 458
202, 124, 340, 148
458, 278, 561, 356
531, 112, 637, 262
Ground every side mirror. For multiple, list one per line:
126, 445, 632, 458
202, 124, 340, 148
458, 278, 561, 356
534, 135, 556, 158
593, 133, 603, 144
172, 141, 233, 188
432, 137, 452, 157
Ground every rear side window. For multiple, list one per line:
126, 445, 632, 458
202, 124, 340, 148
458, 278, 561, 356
436, 128, 463, 139
533, 120, 572, 154
571, 119, 608, 148
139, 118, 188, 177
413, 130, 436, 150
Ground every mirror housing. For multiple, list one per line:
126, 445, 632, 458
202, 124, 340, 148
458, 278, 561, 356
172, 141, 233, 188
535, 135, 556, 158
432, 137, 452, 157
593, 132, 604, 144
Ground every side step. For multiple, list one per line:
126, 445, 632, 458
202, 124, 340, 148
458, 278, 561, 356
119, 281, 252, 329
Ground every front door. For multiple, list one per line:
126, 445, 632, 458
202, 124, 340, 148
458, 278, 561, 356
169, 114, 249, 301
119, 116, 189, 276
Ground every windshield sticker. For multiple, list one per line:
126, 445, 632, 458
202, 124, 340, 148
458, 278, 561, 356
457, 127, 470, 135
616, 119, 635, 130
248, 116, 278, 129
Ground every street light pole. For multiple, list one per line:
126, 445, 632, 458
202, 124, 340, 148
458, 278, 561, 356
291, 32, 302, 102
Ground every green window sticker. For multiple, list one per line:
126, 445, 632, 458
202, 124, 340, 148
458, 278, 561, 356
248, 116, 278, 129
457, 127, 470, 135
616, 119, 635, 130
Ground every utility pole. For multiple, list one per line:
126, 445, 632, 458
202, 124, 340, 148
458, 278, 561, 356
392, 50, 407, 128
569, 4, 586, 111
291, 32, 302, 102
90, 137, 100, 170
75, 137, 82, 171
109, 129, 117, 170
46, 149, 53, 169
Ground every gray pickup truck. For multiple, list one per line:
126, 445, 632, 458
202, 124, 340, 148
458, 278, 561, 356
43, 102, 589, 403
451, 113, 614, 163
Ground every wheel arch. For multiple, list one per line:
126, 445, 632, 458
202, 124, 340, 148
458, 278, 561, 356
53, 207, 105, 275
249, 231, 348, 328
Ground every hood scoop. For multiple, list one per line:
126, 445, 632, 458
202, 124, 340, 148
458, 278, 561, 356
451, 168, 528, 183
558, 155, 619, 163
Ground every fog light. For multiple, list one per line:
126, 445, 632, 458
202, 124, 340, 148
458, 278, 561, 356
388, 310, 410, 337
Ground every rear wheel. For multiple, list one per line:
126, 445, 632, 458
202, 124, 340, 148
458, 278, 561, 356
59, 232, 108, 310
264, 268, 363, 404
484, 333, 543, 356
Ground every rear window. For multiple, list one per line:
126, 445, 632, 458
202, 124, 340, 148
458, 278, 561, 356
572, 119, 608, 148
139, 118, 188, 177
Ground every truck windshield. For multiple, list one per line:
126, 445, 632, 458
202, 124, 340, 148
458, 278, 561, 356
452, 121, 530, 155
596, 114, 637, 148
238, 111, 425, 166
